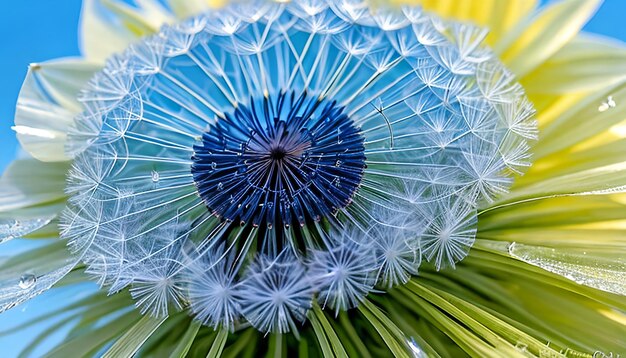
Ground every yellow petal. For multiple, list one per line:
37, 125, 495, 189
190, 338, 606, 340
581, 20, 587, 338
507, 243, 626, 297
13, 59, 100, 162
532, 82, 626, 159
495, 161, 626, 207
393, 0, 537, 46
522, 34, 626, 94
496, 0, 601, 77
521, 137, 626, 189
480, 194, 626, 231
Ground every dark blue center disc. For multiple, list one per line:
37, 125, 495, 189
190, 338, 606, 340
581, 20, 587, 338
192, 92, 366, 229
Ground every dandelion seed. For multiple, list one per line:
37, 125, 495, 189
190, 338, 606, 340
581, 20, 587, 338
308, 229, 378, 314
238, 252, 313, 334
186, 245, 241, 331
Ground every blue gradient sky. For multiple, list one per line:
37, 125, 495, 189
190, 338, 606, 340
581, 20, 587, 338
0, 1, 624, 356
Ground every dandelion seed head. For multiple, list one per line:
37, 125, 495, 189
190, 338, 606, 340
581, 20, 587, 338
186, 245, 241, 330
308, 229, 378, 314
60, 0, 535, 332
128, 238, 187, 317
239, 251, 313, 334
372, 216, 423, 288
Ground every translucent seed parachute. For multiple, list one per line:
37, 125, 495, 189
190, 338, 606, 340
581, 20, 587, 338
60, 0, 536, 333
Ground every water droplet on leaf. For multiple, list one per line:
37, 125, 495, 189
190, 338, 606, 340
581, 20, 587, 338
19, 274, 36, 290
598, 95, 616, 112
0, 217, 55, 243
508, 243, 626, 296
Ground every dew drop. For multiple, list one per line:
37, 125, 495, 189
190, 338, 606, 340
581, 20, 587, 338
217, 182, 224, 191
514, 342, 528, 353
335, 160, 342, 167
151, 170, 160, 183
507, 242, 516, 255
407, 338, 427, 358
598, 95, 616, 112
0, 217, 55, 243
508, 242, 626, 296
19, 274, 36, 290
211, 162, 217, 170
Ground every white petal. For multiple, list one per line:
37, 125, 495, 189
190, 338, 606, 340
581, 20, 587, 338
80, 0, 138, 62
166, 0, 214, 18
0, 240, 78, 314
80, 0, 176, 62
14, 59, 100, 162
0, 160, 69, 213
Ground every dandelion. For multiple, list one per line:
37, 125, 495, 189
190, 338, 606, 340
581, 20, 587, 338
1, 0, 625, 356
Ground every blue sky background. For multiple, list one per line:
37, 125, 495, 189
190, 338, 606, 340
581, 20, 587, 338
0, 0, 624, 356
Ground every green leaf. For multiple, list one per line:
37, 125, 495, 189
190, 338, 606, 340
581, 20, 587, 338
169, 320, 201, 358
391, 288, 505, 357
206, 328, 228, 358
358, 300, 411, 358
461, 249, 626, 353
102, 314, 167, 358
46, 309, 140, 358
0, 239, 78, 314
312, 305, 348, 357
338, 312, 372, 358
412, 279, 569, 357
265, 333, 286, 358
222, 329, 256, 358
